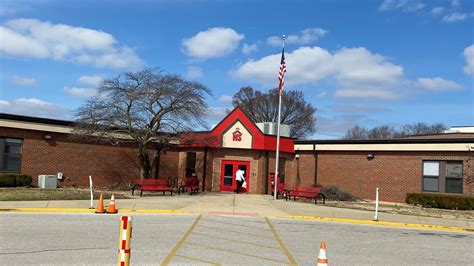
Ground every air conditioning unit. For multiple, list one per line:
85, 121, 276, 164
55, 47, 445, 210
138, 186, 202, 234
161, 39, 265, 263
256, 122, 291, 137
38, 175, 57, 189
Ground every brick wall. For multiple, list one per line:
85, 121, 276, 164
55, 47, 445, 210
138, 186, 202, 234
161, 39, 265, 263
297, 150, 473, 202
0, 127, 178, 188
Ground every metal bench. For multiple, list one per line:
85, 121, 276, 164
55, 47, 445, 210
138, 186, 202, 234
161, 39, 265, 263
286, 186, 326, 204
132, 178, 173, 197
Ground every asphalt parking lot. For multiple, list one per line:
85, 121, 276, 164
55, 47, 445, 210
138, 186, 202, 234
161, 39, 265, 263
1, 213, 473, 265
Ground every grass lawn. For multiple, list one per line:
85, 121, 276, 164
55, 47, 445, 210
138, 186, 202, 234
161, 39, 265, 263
0, 188, 130, 201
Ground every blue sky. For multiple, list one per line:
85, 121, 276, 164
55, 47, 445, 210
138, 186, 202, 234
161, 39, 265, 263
0, 0, 473, 139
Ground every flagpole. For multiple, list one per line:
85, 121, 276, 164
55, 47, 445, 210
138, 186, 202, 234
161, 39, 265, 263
273, 35, 285, 200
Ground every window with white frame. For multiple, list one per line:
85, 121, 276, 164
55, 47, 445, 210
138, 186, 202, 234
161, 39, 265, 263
422, 160, 463, 194
0, 138, 23, 172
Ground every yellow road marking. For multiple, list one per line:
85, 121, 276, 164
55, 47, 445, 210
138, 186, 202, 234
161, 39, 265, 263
265, 217, 298, 265
185, 242, 289, 264
192, 232, 281, 250
278, 215, 474, 233
161, 214, 202, 265
0, 208, 191, 214
175, 254, 221, 265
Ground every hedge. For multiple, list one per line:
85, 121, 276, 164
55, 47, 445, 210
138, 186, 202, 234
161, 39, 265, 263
406, 193, 474, 210
0, 173, 33, 187
321, 186, 358, 201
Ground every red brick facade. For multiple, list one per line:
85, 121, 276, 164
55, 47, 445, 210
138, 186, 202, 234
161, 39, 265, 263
0, 127, 179, 188
296, 150, 473, 202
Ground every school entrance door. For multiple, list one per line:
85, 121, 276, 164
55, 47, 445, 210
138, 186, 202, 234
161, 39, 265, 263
220, 160, 250, 192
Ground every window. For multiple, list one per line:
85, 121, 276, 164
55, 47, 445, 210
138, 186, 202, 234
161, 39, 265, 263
445, 162, 463, 194
423, 161, 439, 192
185, 152, 196, 177
0, 138, 23, 172
422, 160, 463, 194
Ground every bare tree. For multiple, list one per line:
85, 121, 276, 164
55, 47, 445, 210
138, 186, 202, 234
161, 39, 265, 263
232, 87, 317, 139
73, 68, 211, 179
367, 125, 395, 139
344, 125, 368, 139
344, 122, 448, 139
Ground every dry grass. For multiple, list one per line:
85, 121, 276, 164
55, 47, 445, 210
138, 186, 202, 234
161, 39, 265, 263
0, 188, 130, 201
325, 200, 474, 220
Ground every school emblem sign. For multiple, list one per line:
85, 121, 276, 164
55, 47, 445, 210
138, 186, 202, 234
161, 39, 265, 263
222, 121, 252, 149
232, 127, 242, 142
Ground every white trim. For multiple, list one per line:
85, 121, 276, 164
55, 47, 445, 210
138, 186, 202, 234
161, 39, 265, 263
295, 143, 473, 152
0, 119, 73, 133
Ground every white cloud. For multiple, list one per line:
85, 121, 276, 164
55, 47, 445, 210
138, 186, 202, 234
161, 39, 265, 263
186, 66, 203, 79
331, 104, 391, 113
232, 46, 404, 99
442, 12, 472, 22
11, 75, 37, 86
451, 0, 460, 7
379, 0, 425, 12
241, 43, 258, 55
431, 7, 444, 16
0, 18, 143, 69
463, 44, 474, 75
218, 95, 233, 103
64, 86, 97, 98
0, 98, 70, 119
416, 77, 462, 91
316, 90, 327, 98
182, 27, 244, 59
267, 28, 327, 47
335, 88, 399, 100
78, 75, 103, 86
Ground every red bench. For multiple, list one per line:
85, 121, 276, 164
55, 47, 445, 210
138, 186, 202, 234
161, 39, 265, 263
286, 186, 326, 204
179, 177, 200, 195
132, 178, 173, 197
271, 183, 288, 199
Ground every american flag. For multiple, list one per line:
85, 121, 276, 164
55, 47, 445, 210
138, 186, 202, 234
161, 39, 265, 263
278, 48, 286, 95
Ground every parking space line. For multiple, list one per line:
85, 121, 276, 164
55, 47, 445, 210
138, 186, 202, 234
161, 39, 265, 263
265, 217, 298, 265
161, 214, 202, 265
185, 242, 289, 264
175, 254, 221, 265
192, 232, 281, 250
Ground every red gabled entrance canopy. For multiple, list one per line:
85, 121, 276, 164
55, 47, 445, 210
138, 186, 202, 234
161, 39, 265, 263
180, 107, 294, 153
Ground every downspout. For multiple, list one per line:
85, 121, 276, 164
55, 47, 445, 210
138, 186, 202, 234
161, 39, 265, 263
264, 151, 270, 194
313, 143, 318, 185
202, 147, 208, 192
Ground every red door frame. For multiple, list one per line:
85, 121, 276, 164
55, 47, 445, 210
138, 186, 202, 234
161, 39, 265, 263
220, 160, 250, 192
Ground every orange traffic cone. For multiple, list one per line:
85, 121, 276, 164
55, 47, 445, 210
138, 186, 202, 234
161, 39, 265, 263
95, 193, 106, 214
316, 241, 328, 266
106, 193, 118, 214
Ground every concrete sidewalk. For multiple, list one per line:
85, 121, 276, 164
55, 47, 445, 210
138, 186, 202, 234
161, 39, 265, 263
0, 192, 472, 230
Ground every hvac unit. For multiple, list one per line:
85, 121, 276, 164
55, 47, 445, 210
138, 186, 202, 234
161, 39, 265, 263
38, 175, 57, 189
256, 122, 291, 137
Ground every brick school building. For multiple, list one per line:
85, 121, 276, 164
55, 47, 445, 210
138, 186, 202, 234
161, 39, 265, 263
0, 107, 472, 202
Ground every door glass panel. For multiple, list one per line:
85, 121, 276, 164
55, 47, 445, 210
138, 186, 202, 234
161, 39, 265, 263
224, 164, 233, 186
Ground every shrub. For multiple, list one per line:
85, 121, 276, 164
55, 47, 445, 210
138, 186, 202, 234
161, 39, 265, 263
406, 193, 474, 210
321, 186, 358, 201
0, 173, 33, 187
15, 174, 33, 187
311, 183, 323, 188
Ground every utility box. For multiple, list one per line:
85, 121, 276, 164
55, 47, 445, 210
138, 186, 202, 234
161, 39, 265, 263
38, 175, 57, 189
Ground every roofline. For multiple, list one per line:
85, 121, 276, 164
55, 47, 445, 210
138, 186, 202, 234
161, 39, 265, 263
295, 138, 474, 145
0, 113, 75, 126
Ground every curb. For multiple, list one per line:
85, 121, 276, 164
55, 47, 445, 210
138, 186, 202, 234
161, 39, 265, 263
277, 215, 474, 233
0, 208, 192, 214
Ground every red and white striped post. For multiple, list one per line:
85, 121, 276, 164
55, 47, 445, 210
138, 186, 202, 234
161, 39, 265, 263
117, 216, 132, 266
